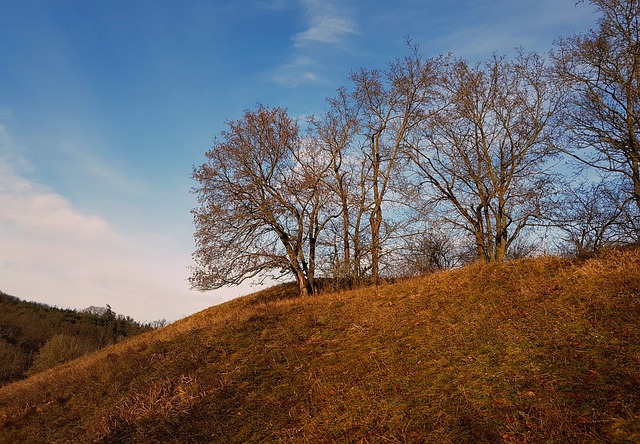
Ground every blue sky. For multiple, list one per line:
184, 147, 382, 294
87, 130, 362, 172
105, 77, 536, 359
0, 0, 597, 322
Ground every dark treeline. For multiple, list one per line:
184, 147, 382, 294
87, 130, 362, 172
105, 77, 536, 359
191, 0, 640, 296
0, 291, 160, 385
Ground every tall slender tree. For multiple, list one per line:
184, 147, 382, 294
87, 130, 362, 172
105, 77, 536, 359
350, 47, 440, 281
311, 88, 368, 286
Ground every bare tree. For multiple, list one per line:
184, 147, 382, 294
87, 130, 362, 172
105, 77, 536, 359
310, 88, 368, 287
191, 105, 333, 296
555, 178, 638, 255
350, 46, 441, 281
553, 0, 640, 213
407, 52, 564, 263
397, 229, 459, 277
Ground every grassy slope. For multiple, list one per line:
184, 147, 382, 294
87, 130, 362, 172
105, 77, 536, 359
1, 249, 639, 443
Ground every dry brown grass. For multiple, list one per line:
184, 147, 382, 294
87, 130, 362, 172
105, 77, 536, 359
1, 248, 640, 443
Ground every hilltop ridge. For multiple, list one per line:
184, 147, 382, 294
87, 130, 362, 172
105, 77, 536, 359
1, 249, 639, 443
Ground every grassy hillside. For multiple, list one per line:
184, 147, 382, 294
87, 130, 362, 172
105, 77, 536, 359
1, 249, 639, 443
0, 293, 153, 385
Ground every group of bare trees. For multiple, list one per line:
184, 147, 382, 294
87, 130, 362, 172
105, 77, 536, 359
552, 0, 640, 253
191, 0, 640, 295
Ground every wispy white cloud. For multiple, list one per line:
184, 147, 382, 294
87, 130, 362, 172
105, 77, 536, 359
0, 123, 30, 177
271, 54, 319, 86
272, 70, 319, 87
0, 180, 109, 238
272, 0, 357, 86
294, 0, 357, 46
0, 124, 242, 322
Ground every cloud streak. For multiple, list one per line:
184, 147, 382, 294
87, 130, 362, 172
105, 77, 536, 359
272, 0, 357, 86
271, 54, 319, 87
0, 175, 109, 238
0, 125, 242, 322
294, 0, 357, 46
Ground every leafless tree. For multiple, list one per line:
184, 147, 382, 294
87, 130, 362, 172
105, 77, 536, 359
553, 0, 640, 214
406, 52, 564, 263
310, 88, 369, 287
190, 106, 334, 296
555, 178, 639, 255
350, 46, 441, 281
397, 229, 460, 277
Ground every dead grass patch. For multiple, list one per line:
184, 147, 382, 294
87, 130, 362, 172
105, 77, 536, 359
93, 373, 206, 441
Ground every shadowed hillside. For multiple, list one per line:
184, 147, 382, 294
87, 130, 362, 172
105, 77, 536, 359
1, 248, 639, 443
0, 294, 154, 386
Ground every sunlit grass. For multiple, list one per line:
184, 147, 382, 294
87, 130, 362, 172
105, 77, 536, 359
1, 248, 639, 442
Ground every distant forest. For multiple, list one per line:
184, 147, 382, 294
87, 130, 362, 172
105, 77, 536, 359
191, 0, 640, 296
0, 291, 159, 386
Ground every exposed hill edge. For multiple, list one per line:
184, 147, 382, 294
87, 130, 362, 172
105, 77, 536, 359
1, 249, 639, 443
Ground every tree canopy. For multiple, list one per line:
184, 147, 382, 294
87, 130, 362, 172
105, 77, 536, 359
192, 0, 640, 295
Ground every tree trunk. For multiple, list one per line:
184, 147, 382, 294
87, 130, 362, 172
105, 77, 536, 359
370, 136, 382, 284
291, 265, 310, 297
308, 229, 317, 295
628, 120, 640, 213
370, 205, 382, 284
